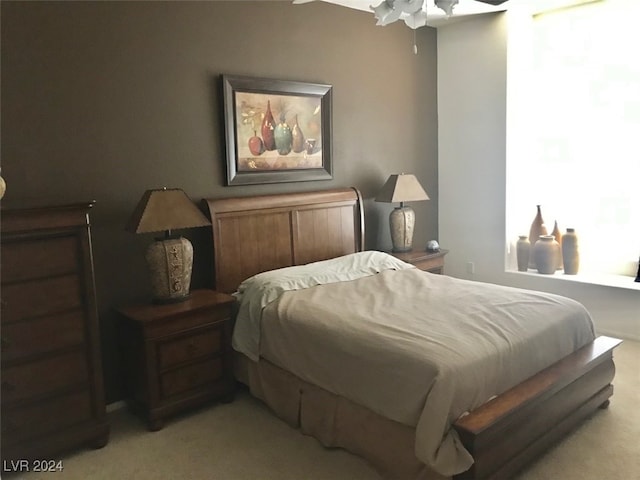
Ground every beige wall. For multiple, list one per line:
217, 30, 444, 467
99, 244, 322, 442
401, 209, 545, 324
1, 1, 438, 401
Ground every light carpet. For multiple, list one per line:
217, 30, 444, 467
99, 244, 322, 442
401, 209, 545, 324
8, 340, 639, 480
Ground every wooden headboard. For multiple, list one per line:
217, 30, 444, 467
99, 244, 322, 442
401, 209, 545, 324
203, 187, 365, 294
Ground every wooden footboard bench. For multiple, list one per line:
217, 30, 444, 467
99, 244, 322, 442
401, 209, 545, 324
453, 335, 622, 479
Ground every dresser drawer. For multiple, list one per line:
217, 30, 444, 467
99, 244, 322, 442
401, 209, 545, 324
1, 275, 83, 323
157, 328, 222, 370
1, 235, 79, 283
2, 389, 92, 445
2, 350, 89, 404
160, 358, 223, 399
1, 311, 85, 362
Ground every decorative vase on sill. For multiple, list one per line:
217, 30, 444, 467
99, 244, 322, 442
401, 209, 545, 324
528, 205, 548, 269
562, 228, 580, 275
516, 235, 530, 272
533, 235, 560, 274
551, 220, 563, 270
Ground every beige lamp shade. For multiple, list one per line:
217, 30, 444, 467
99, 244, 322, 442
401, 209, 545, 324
126, 188, 211, 304
375, 174, 429, 253
375, 173, 429, 204
126, 188, 211, 235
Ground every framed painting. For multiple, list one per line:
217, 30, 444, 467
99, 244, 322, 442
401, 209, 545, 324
222, 74, 333, 186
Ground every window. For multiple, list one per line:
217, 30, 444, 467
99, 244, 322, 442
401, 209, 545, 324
506, 0, 640, 277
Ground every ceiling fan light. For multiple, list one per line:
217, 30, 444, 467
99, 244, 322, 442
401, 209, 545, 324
435, 0, 459, 17
372, 0, 402, 26
403, 9, 429, 29
396, 0, 424, 14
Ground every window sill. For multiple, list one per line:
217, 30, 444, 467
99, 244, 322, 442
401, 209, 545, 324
505, 269, 640, 292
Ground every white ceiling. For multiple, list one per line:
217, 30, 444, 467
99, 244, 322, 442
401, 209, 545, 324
292, 0, 594, 27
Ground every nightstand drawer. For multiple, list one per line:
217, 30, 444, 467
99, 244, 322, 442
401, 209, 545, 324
1, 350, 88, 404
145, 308, 231, 339
388, 249, 448, 274
160, 358, 223, 398
157, 328, 222, 369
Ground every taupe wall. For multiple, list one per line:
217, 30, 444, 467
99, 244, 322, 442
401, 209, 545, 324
1, 1, 438, 401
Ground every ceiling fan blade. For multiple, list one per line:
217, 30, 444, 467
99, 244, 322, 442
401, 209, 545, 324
474, 0, 509, 5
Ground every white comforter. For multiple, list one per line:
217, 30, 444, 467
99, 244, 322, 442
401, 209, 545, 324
232, 252, 596, 476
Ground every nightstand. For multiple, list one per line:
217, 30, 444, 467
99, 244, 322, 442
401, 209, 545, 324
116, 289, 236, 431
388, 249, 449, 274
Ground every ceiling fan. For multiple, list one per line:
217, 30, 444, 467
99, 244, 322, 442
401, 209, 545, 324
292, 0, 510, 29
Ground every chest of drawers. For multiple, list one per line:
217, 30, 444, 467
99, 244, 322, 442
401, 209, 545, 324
1, 202, 109, 462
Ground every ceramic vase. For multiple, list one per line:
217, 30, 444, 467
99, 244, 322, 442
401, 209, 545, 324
551, 220, 563, 270
562, 228, 580, 275
528, 205, 548, 268
261, 100, 276, 151
516, 235, 530, 272
533, 235, 560, 274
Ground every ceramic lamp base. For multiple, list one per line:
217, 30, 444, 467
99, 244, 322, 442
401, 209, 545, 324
145, 236, 193, 304
390, 205, 415, 253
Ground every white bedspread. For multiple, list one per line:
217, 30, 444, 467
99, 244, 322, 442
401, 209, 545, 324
232, 253, 595, 476
232, 250, 414, 361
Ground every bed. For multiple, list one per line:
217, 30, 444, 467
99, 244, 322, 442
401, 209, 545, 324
203, 187, 621, 480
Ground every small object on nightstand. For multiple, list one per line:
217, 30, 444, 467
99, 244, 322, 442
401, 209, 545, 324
388, 249, 448, 274
116, 289, 236, 431
426, 240, 440, 252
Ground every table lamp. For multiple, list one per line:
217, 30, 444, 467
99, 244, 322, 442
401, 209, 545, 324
375, 173, 429, 253
126, 187, 211, 304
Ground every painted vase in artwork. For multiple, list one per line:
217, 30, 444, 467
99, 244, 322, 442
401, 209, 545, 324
562, 228, 580, 275
291, 115, 305, 153
248, 130, 265, 156
261, 100, 276, 151
533, 235, 560, 274
528, 205, 548, 268
274, 114, 293, 155
551, 220, 563, 270
516, 235, 530, 272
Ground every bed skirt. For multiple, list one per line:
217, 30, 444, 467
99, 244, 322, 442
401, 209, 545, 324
234, 352, 448, 480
